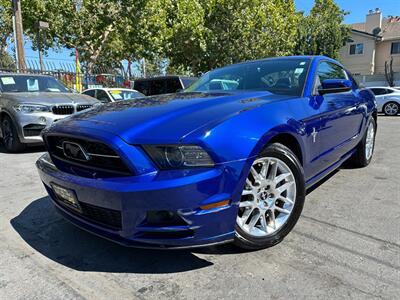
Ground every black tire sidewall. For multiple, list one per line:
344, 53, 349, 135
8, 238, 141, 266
234, 143, 305, 250
1, 116, 25, 152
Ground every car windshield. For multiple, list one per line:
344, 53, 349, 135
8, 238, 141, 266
0, 75, 70, 93
186, 58, 311, 96
109, 90, 144, 101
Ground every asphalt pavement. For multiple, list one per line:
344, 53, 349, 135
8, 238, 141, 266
0, 116, 399, 299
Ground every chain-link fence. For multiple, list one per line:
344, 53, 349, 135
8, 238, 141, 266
0, 58, 141, 91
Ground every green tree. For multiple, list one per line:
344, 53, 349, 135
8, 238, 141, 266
295, 0, 349, 59
166, 0, 299, 75
0, 0, 13, 53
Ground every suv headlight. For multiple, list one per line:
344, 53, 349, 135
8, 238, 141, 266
143, 145, 215, 169
14, 104, 51, 113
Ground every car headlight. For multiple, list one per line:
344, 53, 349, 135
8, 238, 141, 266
143, 145, 214, 169
14, 104, 51, 113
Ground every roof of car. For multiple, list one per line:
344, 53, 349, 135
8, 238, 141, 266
83, 88, 140, 92
368, 86, 399, 89
134, 75, 197, 81
0, 72, 53, 78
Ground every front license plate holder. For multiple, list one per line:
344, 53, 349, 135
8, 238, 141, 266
50, 183, 81, 212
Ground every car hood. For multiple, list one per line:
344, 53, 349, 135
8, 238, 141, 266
3, 92, 98, 105
50, 92, 295, 144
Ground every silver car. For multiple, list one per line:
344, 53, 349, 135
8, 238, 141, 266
369, 87, 400, 116
0, 73, 99, 152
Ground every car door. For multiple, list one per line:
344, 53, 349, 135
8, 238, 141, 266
314, 61, 364, 168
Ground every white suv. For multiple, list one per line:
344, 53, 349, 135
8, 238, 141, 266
369, 87, 400, 116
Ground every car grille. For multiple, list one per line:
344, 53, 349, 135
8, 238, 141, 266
52, 105, 74, 115
46, 135, 132, 177
79, 202, 122, 230
44, 183, 122, 230
77, 104, 93, 112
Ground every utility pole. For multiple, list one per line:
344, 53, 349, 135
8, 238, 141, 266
37, 21, 49, 72
12, 0, 26, 72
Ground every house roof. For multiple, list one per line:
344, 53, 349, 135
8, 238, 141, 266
350, 17, 400, 41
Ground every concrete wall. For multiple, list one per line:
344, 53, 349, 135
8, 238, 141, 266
375, 39, 400, 74
354, 72, 400, 87
339, 32, 376, 75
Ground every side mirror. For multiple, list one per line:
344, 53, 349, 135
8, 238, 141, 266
318, 79, 352, 95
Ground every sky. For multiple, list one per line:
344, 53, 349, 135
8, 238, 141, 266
14, 0, 400, 68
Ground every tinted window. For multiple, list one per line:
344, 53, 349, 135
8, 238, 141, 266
83, 90, 96, 97
96, 90, 110, 103
0, 75, 69, 93
134, 80, 150, 96
385, 89, 394, 94
150, 79, 167, 95
370, 88, 386, 95
186, 58, 310, 96
165, 78, 182, 93
391, 42, 400, 54
315, 62, 347, 90
350, 43, 364, 55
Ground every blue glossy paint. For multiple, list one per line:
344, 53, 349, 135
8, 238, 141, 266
36, 56, 377, 248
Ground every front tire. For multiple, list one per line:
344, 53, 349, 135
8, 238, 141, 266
383, 102, 399, 116
234, 143, 305, 250
1, 115, 26, 153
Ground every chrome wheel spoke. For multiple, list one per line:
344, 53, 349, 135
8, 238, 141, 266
276, 181, 294, 195
275, 206, 291, 214
239, 200, 253, 208
237, 156, 296, 237
247, 210, 261, 230
279, 196, 294, 205
268, 209, 276, 229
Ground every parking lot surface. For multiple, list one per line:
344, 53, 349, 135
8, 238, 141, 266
0, 116, 399, 300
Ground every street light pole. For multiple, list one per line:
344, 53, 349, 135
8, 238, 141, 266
12, 0, 26, 72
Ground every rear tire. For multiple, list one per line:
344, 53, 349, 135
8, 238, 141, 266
348, 118, 376, 168
1, 115, 26, 153
383, 102, 399, 116
234, 143, 305, 250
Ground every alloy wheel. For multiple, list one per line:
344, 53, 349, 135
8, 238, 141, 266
365, 121, 375, 160
384, 103, 399, 116
237, 157, 296, 237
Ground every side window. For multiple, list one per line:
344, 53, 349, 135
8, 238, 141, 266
165, 78, 182, 93
83, 90, 96, 98
96, 90, 110, 102
150, 80, 167, 95
315, 61, 347, 91
385, 89, 394, 94
391, 42, 400, 55
349, 43, 364, 55
370, 88, 385, 96
134, 80, 150, 95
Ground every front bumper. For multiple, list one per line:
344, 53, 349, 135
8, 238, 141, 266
36, 153, 247, 249
16, 112, 69, 143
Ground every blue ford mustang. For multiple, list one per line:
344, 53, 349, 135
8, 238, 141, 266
36, 56, 377, 250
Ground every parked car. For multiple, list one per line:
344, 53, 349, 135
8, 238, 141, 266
133, 75, 197, 96
369, 87, 400, 116
0, 73, 98, 152
82, 88, 144, 103
36, 56, 377, 250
